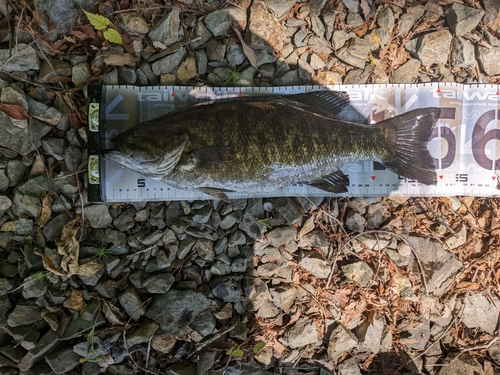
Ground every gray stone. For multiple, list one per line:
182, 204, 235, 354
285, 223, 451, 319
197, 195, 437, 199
336, 37, 370, 69
148, 9, 180, 47
224, 363, 272, 375
127, 319, 159, 347
344, 65, 372, 84
72, 62, 91, 86
311, 15, 325, 39
341, 0, 359, 13
0, 44, 40, 72
273, 69, 300, 86
309, 53, 326, 70
462, 294, 499, 335
393, 58, 421, 83
41, 137, 68, 161
280, 318, 318, 349
445, 224, 467, 249
117, 66, 136, 85
227, 42, 246, 67
6, 160, 26, 187
195, 50, 207, 75
489, 341, 500, 365
113, 208, 136, 232
84, 205, 112, 229
477, 46, 500, 76
355, 317, 385, 354
445, 3, 484, 36
204, 8, 247, 37
408, 30, 452, 66
197, 351, 218, 375
0, 116, 51, 155
17, 330, 60, 371
270, 285, 297, 312
144, 273, 175, 294
332, 30, 348, 50
145, 289, 210, 334
136, 229, 163, 246
346, 12, 364, 28
151, 48, 186, 75
243, 274, 272, 311
192, 206, 212, 224
451, 37, 475, 68
7, 305, 42, 327
38, 57, 72, 82
22, 274, 48, 299
398, 317, 430, 350
249, 1, 285, 51
327, 324, 358, 361
46, 347, 81, 374
210, 277, 245, 302
27, 97, 62, 125
402, 235, 462, 296
191, 21, 212, 49
298, 251, 330, 278
345, 210, 366, 233
264, 0, 296, 19
439, 353, 484, 375
338, 357, 362, 375
377, 7, 394, 31
118, 287, 145, 321
0, 170, 8, 193
398, 13, 415, 35
342, 261, 374, 287
190, 311, 216, 336
120, 11, 149, 35
12, 193, 41, 219
206, 39, 226, 62
1, 219, 33, 235
309, 0, 327, 17
64, 146, 82, 173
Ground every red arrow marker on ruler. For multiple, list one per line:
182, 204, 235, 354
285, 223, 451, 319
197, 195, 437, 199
371, 176, 376, 180
171, 92, 176, 97
492, 176, 497, 181
439, 175, 443, 180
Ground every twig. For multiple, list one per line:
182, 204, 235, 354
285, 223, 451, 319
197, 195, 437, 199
286, 346, 309, 375
415, 198, 458, 238
188, 322, 238, 359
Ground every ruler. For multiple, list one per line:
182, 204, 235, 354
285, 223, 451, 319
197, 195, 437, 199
87, 83, 500, 202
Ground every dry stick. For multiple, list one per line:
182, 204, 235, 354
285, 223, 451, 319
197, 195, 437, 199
188, 322, 239, 359
286, 346, 309, 375
326, 230, 429, 295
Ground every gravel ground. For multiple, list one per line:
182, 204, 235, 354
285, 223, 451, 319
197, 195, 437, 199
1, 0, 500, 374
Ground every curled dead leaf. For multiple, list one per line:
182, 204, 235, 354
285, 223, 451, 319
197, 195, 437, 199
57, 218, 81, 277
35, 251, 66, 277
38, 192, 53, 228
102, 52, 139, 67
0, 103, 30, 120
177, 56, 197, 84
76, 260, 103, 277
69, 288, 85, 312
231, 23, 258, 70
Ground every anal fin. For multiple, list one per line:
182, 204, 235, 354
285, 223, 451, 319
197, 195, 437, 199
306, 169, 350, 193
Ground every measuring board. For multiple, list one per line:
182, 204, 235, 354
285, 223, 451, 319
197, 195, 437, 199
87, 83, 500, 203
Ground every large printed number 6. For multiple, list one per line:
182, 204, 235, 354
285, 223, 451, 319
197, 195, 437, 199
429, 126, 455, 170
472, 110, 500, 170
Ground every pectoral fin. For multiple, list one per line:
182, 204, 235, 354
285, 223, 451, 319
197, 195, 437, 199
306, 169, 350, 193
187, 146, 235, 169
199, 187, 233, 202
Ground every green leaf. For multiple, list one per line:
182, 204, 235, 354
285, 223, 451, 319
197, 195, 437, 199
226, 345, 244, 357
257, 218, 271, 227
103, 28, 123, 44
82, 9, 110, 30
253, 341, 266, 353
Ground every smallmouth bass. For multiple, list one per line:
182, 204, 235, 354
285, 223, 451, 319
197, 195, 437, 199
106, 91, 440, 201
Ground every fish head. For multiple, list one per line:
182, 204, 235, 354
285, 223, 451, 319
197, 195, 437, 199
106, 123, 189, 178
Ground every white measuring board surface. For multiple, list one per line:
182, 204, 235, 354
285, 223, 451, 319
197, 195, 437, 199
87, 83, 500, 203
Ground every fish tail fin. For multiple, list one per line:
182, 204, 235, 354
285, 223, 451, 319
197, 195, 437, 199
378, 108, 440, 185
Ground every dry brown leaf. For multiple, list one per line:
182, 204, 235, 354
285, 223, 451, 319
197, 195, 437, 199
38, 192, 53, 228
35, 251, 66, 276
103, 53, 139, 67
0, 103, 30, 120
231, 23, 258, 70
57, 218, 80, 277
102, 300, 126, 325
69, 288, 85, 312
177, 56, 197, 84
76, 260, 103, 277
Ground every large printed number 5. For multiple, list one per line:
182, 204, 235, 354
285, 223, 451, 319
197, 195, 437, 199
472, 110, 500, 170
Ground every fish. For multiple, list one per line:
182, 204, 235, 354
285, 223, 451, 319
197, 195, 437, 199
105, 91, 440, 201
